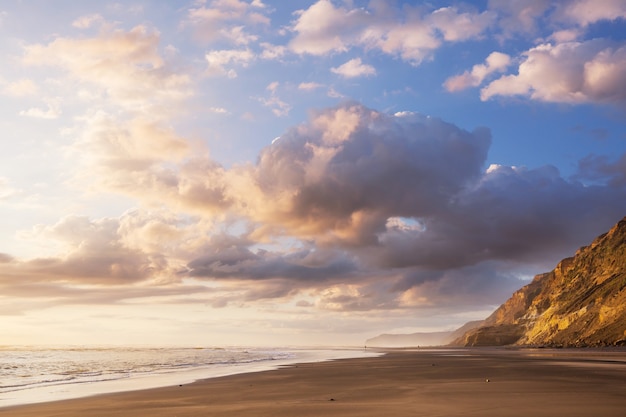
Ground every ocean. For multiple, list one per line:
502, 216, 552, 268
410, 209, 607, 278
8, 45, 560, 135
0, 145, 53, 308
0, 346, 379, 408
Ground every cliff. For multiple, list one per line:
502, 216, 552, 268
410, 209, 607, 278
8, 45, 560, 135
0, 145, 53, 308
454, 216, 626, 347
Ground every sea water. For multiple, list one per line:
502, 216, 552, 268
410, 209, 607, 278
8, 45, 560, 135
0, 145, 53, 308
0, 346, 378, 408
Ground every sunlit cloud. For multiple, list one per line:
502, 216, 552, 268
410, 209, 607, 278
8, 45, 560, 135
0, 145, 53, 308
331, 58, 376, 78
553, 0, 626, 26
22, 24, 192, 112
186, 0, 270, 44
298, 82, 324, 91
481, 40, 626, 104
444, 52, 510, 92
0, 177, 19, 200
289, 1, 494, 65
205, 48, 255, 77
19, 99, 61, 119
72, 13, 104, 29
2, 78, 38, 97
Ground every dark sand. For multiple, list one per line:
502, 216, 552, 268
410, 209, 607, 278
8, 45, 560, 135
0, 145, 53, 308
2, 348, 626, 417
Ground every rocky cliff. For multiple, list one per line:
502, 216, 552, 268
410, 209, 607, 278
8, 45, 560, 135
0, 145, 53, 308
454, 216, 626, 347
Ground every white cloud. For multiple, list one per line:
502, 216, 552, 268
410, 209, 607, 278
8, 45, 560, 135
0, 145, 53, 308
266, 81, 279, 93
258, 94, 291, 117
331, 58, 377, 78
22, 25, 192, 112
223, 25, 259, 45
0, 177, 18, 200
260, 42, 287, 60
208, 106, 229, 114
72, 14, 104, 29
289, 1, 494, 66
489, 0, 626, 37
549, 29, 582, 43
298, 82, 324, 91
289, 0, 366, 55
444, 52, 511, 92
488, 0, 551, 36
481, 40, 626, 104
205, 48, 255, 77
554, 0, 626, 26
327, 87, 344, 98
429, 7, 496, 41
3, 79, 38, 97
19, 99, 61, 119
186, 0, 270, 44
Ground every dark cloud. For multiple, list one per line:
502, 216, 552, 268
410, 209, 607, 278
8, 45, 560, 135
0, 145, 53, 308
576, 153, 626, 186
374, 163, 626, 271
254, 103, 491, 244
180, 103, 626, 310
0, 253, 14, 263
4, 103, 626, 316
392, 264, 532, 307
13, 215, 171, 284
187, 234, 357, 281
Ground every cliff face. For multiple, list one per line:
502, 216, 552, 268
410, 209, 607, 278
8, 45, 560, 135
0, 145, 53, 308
455, 217, 626, 347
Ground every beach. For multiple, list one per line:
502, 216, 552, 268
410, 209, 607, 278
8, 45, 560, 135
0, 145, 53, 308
2, 348, 625, 417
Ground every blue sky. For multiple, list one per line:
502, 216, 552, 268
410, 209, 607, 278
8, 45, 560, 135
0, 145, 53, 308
1, 0, 625, 347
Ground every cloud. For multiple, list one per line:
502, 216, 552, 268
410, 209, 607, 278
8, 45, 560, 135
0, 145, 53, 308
2, 78, 38, 97
187, 235, 357, 282
288, 0, 367, 55
22, 25, 192, 112
5, 100, 626, 313
488, 0, 626, 38
13, 215, 173, 284
205, 48, 255, 77
72, 14, 104, 29
428, 6, 496, 42
0, 253, 14, 263
289, 1, 494, 65
372, 163, 626, 271
553, 0, 626, 26
481, 40, 626, 104
260, 42, 287, 60
487, 0, 551, 36
256, 81, 291, 116
78, 101, 626, 279
0, 177, 19, 200
186, 0, 270, 44
266, 81, 279, 93
208, 106, 230, 114
331, 58, 376, 78
576, 153, 626, 186
72, 112, 189, 173
187, 103, 625, 309
444, 52, 511, 92
248, 104, 491, 246
19, 99, 61, 119
298, 82, 324, 91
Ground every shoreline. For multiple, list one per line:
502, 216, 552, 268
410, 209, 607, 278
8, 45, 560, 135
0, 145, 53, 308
0, 347, 379, 409
2, 347, 625, 417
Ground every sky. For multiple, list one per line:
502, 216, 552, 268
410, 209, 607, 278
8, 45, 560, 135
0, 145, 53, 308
1, 0, 626, 347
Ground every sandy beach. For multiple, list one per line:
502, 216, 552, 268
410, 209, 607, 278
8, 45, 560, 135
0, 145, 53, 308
2, 348, 625, 417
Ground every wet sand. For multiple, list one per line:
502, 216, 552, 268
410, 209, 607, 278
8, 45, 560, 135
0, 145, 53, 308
2, 348, 625, 417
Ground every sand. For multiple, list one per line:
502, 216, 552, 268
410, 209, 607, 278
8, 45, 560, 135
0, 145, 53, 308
2, 348, 625, 417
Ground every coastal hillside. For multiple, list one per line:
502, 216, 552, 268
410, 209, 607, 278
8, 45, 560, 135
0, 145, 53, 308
366, 321, 483, 347
453, 216, 626, 347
